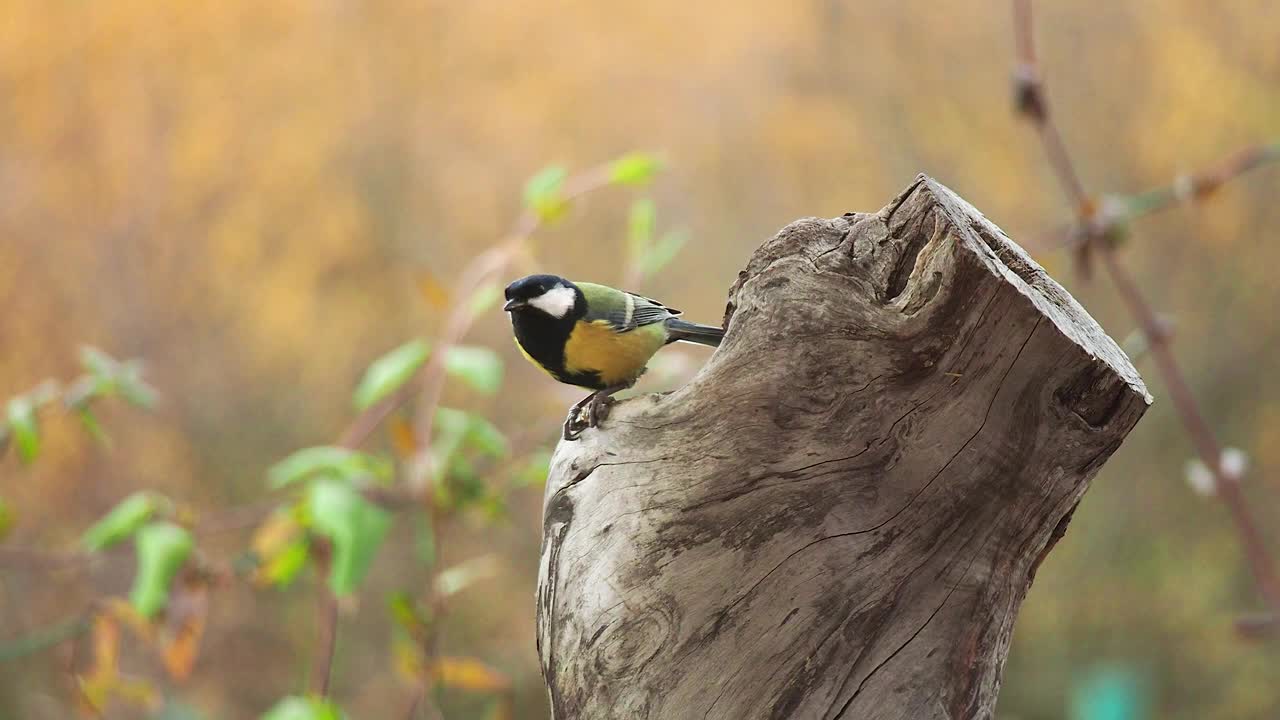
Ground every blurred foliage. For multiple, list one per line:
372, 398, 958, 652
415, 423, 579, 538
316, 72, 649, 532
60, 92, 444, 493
1, 1, 1280, 718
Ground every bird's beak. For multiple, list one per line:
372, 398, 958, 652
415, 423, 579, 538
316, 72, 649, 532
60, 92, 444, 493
503, 299, 526, 312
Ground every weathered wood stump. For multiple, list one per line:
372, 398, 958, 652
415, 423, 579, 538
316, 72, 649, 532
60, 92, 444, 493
536, 176, 1150, 719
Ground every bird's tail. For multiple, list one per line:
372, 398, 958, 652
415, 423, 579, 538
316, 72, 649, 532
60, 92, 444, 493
665, 318, 725, 348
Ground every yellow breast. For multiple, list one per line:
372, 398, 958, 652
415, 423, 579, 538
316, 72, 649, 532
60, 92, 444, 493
563, 320, 666, 387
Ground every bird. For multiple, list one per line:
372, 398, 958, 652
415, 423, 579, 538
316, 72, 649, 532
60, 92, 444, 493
502, 274, 724, 440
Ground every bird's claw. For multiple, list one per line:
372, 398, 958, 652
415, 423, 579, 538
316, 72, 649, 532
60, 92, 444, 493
562, 391, 618, 441
562, 411, 585, 441
588, 393, 616, 426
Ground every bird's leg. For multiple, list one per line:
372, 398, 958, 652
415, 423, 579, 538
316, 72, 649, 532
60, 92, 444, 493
562, 381, 635, 441
562, 393, 597, 441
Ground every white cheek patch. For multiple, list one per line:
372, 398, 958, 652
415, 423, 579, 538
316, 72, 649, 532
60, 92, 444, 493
529, 285, 577, 318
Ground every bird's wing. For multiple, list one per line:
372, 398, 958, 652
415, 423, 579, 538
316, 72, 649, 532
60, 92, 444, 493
577, 282, 681, 333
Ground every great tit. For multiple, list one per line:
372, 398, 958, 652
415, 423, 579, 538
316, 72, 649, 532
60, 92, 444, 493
503, 274, 724, 439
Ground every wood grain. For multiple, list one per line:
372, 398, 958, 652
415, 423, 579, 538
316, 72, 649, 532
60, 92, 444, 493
537, 176, 1150, 720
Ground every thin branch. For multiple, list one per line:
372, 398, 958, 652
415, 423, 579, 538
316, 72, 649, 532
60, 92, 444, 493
1012, 0, 1280, 616
1099, 250, 1280, 609
1026, 142, 1279, 255
1123, 143, 1280, 219
1236, 612, 1277, 640
0, 615, 89, 663
0, 545, 97, 570
311, 546, 340, 697
1011, 0, 1089, 211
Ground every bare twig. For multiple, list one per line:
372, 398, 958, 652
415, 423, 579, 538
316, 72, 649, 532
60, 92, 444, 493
1125, 143, 1280, 219
311, 545, 339, 697
1012, 0, 1089, 212
1235, 612, 1277, 640
0, 615, 89, 663
1099, 251, 1280, 608
1011, 0, 1280, 615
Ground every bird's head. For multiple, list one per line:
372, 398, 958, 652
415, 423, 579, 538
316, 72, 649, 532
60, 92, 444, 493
503, 274, 582, 319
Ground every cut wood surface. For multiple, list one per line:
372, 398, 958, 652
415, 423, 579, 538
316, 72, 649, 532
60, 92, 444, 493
536, 175, 1150, 720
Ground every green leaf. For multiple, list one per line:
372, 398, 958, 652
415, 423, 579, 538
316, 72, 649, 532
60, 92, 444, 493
80, 346, 120, 380
444, 345, 504, 395
353, 339, 431, 411
307, 480, 393, 596
431, 409, 508, 479
77, 347, 158, 408
463, 415, 508, 457
129, 522, 194, 618
117, 360, 158, 408
261, 696, 344, 720
261, 540, 309, 588
0, 496, 13, 541
523, 165, 569, 221
627, 197, 657, 263
387, 590, 431, 639
6, 397, 39, 464
82, 492, 161, 552
77, 407, 112, 447
609, 152, 664, 186
267, 446, 393, 490
468, 282, 502, 317
438, 456, 486, 510
639, 229, 689, 277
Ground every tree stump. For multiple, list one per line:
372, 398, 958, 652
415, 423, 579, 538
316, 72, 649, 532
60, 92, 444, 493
536, 176, 1150, 719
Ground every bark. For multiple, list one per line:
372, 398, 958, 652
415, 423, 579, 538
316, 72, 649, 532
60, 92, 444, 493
536, 175, 1150, 720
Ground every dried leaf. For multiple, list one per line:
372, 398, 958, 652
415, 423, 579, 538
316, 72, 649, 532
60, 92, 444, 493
250, 507, 303, 559
430, 656, 510, 692
256, 540, 309, 588
77, 614, 121, 715
160, 578, 209, 680
391, 635, 425, 684
389, 415, 419, 458
387, 591, 431, 640
417, 274, 451, 309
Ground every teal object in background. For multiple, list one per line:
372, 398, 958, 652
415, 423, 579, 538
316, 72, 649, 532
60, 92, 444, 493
1070, 665, 1150, 720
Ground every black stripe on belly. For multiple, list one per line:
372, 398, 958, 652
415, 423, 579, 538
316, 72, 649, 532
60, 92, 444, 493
511, 311, 606, 390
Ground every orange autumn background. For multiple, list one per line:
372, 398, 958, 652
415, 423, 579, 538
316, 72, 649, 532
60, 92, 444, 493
2, 1, 1280, 718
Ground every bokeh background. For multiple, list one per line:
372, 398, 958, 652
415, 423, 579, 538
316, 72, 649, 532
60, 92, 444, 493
3, 1, 1279, 718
